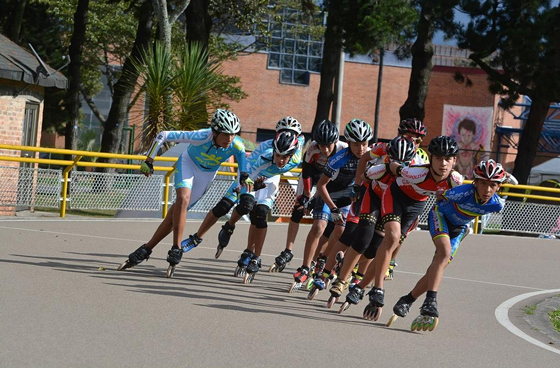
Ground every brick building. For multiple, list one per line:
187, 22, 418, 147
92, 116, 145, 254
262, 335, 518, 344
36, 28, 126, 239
0, 34, 68, 215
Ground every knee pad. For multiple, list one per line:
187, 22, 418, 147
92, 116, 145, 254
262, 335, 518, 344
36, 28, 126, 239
364, 231, 384, 259
290, 206, 304, 223
212, 197, 235, 218
250, 204, 269, 229
322, 221, 335, 238
351, 218, 377, 254
235, 193, 255, 216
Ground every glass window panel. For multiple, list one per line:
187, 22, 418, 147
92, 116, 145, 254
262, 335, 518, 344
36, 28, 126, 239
283, 39, 295, 54
280, 69, 293, 83
294, 71, 309, 85
280, 54, 293, 68
310, 42, 323, 57
295, 56, 307, 70
268, 53, 280, 68
296, 40, 308, 55
270, 37, 281, 52
309, 57, 322, 72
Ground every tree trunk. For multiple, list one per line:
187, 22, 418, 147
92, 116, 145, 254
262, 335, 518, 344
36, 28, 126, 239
64, 0, 90, 155
512, 96, 551, 185
399, 1, 435, 121
99, 0, 154, 158
152, 0, 172, 51
185, 0, 211, 51
313, 0, 343, 131
10, 0, 29, 43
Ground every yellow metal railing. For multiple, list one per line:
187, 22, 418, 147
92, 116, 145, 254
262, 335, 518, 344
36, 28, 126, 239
0, 144, 300, 218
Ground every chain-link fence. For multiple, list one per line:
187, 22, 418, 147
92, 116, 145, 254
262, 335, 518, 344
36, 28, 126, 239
3, 165, 560, 236
0, 166, 61, 208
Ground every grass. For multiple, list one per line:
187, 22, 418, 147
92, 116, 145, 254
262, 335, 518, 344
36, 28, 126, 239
550, 308, 560, 333
34, 207, 117, 218
524, 305, 537, 315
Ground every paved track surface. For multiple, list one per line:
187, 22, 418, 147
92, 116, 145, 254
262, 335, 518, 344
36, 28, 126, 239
1, 218, 560, 367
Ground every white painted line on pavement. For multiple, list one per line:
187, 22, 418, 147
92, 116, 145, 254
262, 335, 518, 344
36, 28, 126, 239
495, 289, 560, 356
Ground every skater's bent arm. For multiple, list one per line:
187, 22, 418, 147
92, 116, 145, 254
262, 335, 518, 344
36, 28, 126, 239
316, 174, 336, 211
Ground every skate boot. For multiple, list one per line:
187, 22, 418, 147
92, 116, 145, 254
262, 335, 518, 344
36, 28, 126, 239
387, 294, 414, 327
269, 249, 293, 272
411, 297, 439, 332
235, 249, 254, 277
327, 278, 349, 309
181, 234, 202, 253
244, 256, 261, 284
337, 284, 364, 313
307, 272, 328, 300
311, 255, 327, 278
166, 245, 183, 278
117, 244, 152, 271
363, 287, 384, 321
215, 222, 235, 259
289, 267, 310, 293
332, 251, 345, 277
384, 260, 397, 280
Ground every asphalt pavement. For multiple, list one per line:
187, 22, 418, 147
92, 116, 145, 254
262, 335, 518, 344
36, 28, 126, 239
1, 217, 559, 367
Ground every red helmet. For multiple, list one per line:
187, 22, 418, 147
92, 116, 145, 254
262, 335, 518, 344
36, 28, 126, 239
398, 118, 427, 137
473, 160, 507, 183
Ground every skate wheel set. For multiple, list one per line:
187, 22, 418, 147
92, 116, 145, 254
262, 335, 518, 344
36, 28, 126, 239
288, 281, 304, 293
268, 262, 286, 273
215, 245, 225, 259
307, 286, 319, 300
410, 315, 438, 332
234, 265, 247, 278
338, 301, 351, 314
166, 264, 176, 278
243, 272, 255, 284
386, 314, 399, 327
116, 260, 132, 271
326, 295, 339, 309
362, 304, 382, 321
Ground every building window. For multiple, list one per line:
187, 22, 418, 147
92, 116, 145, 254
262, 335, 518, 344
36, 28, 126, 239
262, 7, 325, 86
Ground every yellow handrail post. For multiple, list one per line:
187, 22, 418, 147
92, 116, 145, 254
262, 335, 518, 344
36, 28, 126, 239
473, 217, 479, 234
60, 155, 82, 218
162, 164, 176, 219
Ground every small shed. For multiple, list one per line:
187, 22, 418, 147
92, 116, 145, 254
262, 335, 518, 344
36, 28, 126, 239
0, 33, 68, 215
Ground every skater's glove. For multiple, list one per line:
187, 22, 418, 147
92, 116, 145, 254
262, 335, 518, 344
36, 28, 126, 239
254, 176, 267, 191
350, 184, 363, 202
304, 196, 316, 215
140, 160, 154, 176
330, 207, 344, 223
295, 194, 309, 210
239, 172, 250, 186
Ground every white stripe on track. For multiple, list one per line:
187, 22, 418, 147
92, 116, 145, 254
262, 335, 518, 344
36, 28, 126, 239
495, 289, 560, 356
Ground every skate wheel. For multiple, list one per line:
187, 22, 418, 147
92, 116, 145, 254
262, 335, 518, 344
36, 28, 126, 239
363, 305, 382, 321
386, 314, 399, 327
325, 278, 332, 290
277, 263, 286, 272
410, 315, 423, 331
326, 295, 338, 309
234, 266, 242, 277
243, 272, 255, 284
288, 281, 300, 293
428, 317, 439, 331
215, 246, 224, 259
117, 260, 130, 271
307, 287, 319, 300
338, 302, 350, 314
166, 265, 175, 278
268, 264, 277, 273
304, 277, 314, 290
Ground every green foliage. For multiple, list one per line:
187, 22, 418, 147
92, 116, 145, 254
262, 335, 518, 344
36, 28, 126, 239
550, 307, 560, 333
524, 304, 537, 315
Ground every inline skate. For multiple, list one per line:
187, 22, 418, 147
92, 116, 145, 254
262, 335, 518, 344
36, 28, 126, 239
166, 245, 183, 278
386, 294, 414, 327
410, 297, 439, 332
181, 234, 202, 253
269, 249, 293, 272
338, 284, 365, 314
243, 256, 261, 284
289, 267, 310, 293
384, 260, 397, 280
117, 244, 152, 271
363, 287, 384, 321
327, 278, 349, 309
215, 222, 235, 259
235, 249, 254, 278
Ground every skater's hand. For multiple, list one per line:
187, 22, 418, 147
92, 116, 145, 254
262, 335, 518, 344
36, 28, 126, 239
349, 184, 362, 203
140, 160, 154, 176
241, 177, 254, 192
294, 194, 309, 211
303, 196, 316, 215
254, 176, 267, 191
330, 207, 345, 224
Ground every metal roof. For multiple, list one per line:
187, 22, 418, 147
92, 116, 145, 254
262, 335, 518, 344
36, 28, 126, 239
0, 33, 68, 89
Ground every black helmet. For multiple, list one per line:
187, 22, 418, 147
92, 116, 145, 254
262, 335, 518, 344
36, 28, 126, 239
273, 131, 299, 156
428, 136, 459, 156
313, 119, 339, 145
387, 136, 416, 163
398, 118, 427, 137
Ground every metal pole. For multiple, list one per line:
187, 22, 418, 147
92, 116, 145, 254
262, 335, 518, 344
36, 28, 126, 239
373, 47, 385, 142
332, 50, 345, 131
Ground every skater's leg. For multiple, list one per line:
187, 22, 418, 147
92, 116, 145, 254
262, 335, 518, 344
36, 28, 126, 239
322, 225, 345, 271
372, 220, 401, 289
249, 204, 269, 257
284, 220, 299, 252
145, 203, 174, 249
172, 187, 191, 246
426, 236, 452, 292
302, 220, 327, 267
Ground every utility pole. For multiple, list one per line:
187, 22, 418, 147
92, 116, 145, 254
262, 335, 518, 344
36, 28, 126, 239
373, 48, 385, 142
332, 50, 345, 131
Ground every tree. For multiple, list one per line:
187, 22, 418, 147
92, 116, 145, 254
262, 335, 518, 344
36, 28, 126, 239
65, 0, 90, 152
458, 0, 560, 184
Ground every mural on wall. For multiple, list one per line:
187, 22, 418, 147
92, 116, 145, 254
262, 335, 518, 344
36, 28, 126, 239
442, 105, 493, 179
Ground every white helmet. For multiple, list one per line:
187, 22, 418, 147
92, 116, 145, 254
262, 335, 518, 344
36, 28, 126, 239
344, 119, 372, 142
275, 116, 302, 135
211, 109, 241, 134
